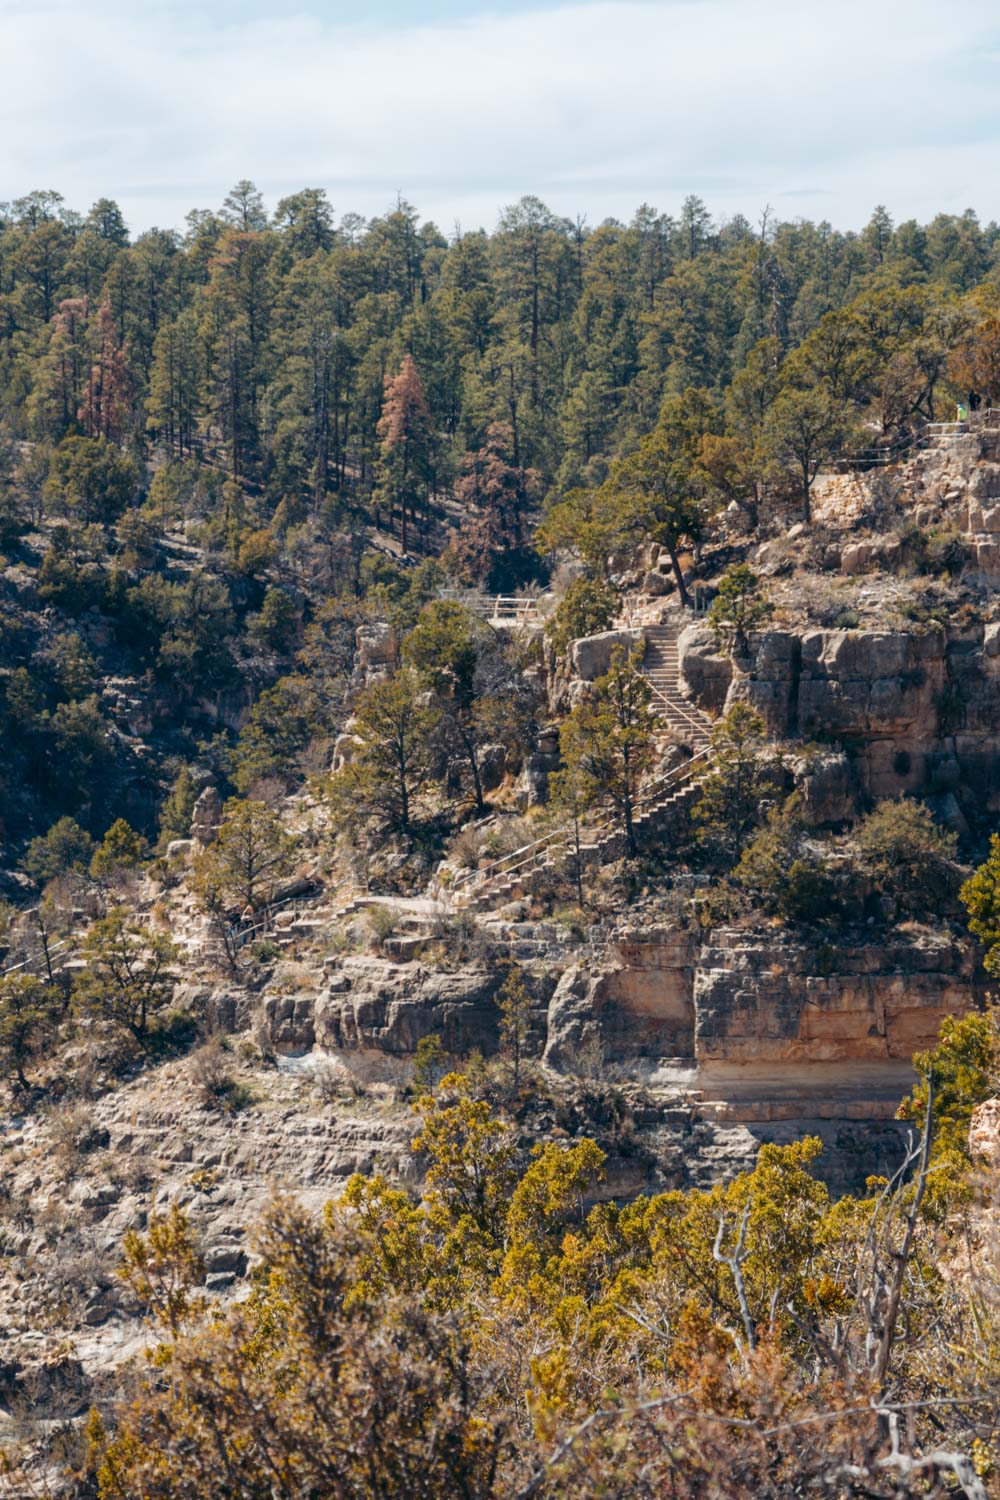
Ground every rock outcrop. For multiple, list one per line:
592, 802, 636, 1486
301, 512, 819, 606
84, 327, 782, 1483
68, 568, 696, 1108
190, 785, 223, 845
694, 926, 978, 1065
544, 929, 698, 1069
569, 628, 644, 682
680, 617, 1000, 809
264, 956, 551, 1058
543, 921, 981, 1130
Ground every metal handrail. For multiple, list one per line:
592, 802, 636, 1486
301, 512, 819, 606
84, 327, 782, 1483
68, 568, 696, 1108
451, 746, 711, 896
836, 408, 1000, 473
1, 937, 72, 979
225, 886, 326, 949
437, 589, 546, 621
645, 676, 714, 741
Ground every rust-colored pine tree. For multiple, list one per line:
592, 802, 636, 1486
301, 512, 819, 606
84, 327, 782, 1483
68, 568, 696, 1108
375, 353, 432, 555
449, 421, 541, 590
80, 297, 132, 444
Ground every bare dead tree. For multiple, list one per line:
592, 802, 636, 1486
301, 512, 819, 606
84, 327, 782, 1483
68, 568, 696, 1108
713, 1198, 755, 1353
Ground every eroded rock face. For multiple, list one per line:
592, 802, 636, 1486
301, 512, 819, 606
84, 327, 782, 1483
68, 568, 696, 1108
793, 751, 858, 826
544, 923, 980, 1103
190, 786, 223, 845
569, 628, 644, 683
677, 622, 732, 714
695, 926, 978, 1065
681, 618, 1000, 806
353, 621, 395, 682
265, 956, 551, 1058
545, 930, 699, 1070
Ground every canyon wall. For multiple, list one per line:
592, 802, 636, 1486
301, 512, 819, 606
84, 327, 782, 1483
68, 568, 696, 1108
681, 618, 1000, 815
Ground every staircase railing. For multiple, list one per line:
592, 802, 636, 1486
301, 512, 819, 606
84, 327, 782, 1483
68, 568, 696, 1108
1, 936, 73, 981
834, 407, 1000, 473
644, 676, 714, 742
449, 745, 712, 903
437, 589, 548, 623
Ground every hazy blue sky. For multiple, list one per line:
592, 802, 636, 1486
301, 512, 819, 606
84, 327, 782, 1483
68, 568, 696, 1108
3, 0, 999, 236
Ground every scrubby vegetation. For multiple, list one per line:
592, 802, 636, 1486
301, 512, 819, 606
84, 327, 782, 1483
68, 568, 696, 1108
63, 1013, 1000, 1500
4, 182, 1000, 1495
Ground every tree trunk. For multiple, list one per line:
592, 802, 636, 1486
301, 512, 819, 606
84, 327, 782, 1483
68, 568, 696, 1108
398, 757, 410, 835
666, 541, 690, 607
572, 812, 585, 907
468, 746, 485, 816
622, 746, 637, 859
623, 792, 637, 859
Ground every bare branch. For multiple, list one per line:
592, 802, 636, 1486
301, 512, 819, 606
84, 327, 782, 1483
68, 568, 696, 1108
713, 1199, 755, 1352
873, 1068, 935, 1387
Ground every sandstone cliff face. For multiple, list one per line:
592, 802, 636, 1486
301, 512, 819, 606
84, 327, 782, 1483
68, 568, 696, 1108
693, 926, 978, 1065
542, 922, 980, 1111
680, 618, 1000, 808
544, 929, 697, 1069
265, 956, 551, 1059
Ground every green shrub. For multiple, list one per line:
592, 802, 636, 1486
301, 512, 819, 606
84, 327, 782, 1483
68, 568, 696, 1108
707, 564, 773, 656
853, 798, 958, 914
24, 816, 94, 883
735, 806, 835, 923
545, 576, 619, 657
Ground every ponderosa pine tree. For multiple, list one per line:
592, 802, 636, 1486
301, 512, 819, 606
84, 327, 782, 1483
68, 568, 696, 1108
330, 668, 439, 838
374, 354, 433, 555
601, 426, 705, 605
762, 384, 854, 522
558, 645, 656, 859
448, 421, 541, 590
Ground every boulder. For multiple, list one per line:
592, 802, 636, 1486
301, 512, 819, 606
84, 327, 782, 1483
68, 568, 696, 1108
477, 743, 507, 793
354, 621, 395, 679
569, 628, 643, 683
794, 751, 857, 826
678, 623, 732, 715
641, 569, 671, 597
840, 541, 874, 575
332, 731, 361, 772
190, 786, 223, 845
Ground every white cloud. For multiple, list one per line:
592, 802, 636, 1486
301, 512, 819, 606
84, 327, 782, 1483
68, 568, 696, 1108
1, 0, 998, 233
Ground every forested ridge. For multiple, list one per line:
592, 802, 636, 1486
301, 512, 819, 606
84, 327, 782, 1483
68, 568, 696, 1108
2, 186, 996, 491
2, 183, 1000, 861
3, 184, 1000, 1496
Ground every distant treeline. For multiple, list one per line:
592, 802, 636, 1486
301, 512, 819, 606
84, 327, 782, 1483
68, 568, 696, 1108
2, 184, 999, 503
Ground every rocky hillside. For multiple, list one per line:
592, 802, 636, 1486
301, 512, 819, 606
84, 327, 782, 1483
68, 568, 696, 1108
5, 192, 1000, 1492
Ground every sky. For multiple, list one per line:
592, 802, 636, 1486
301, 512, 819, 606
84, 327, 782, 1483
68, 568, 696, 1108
2, 0, 1000, 238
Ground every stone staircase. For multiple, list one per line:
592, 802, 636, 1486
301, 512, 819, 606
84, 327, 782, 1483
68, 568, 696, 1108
445, 611, 717, 913
642, 618, 714, 753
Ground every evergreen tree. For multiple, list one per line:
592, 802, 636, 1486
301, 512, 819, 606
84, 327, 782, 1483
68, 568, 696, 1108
374, 354, 434, 554
694, 703, 777, 865
558, 645, 656, 859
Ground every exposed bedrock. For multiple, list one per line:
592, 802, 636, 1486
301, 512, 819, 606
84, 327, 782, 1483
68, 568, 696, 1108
679, 619, 1000, 808
264, 956, 552, 1058
543, 923, 981, 1120
693, 925, 979, 1065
